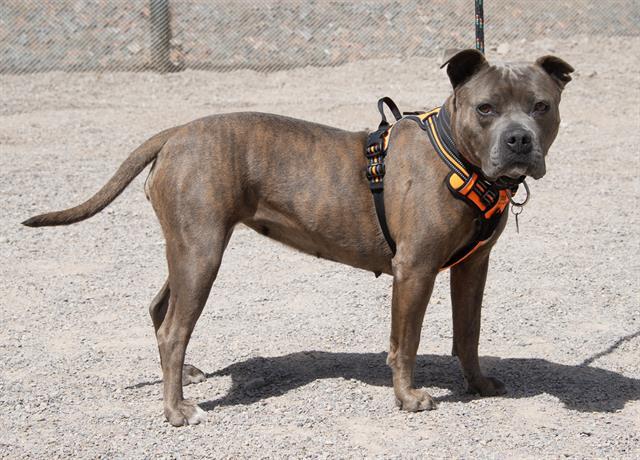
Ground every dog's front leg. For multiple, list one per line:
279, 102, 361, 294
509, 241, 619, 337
450, 252, 506, 396
387, 267, 437, 411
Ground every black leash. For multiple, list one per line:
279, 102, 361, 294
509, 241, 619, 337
475, 0, 485, 54
475, 0, 532, 232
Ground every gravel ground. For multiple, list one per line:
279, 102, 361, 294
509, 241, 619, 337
1, 36, 639, 458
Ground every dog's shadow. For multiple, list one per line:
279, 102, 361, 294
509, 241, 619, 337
126, 331, 640, 413
195, 349, 639, 413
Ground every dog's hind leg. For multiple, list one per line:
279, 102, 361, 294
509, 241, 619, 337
156, 227, 230, 426
149, 278, 206, 386
149, 278, 170, 332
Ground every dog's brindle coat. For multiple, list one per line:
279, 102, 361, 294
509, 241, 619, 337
24, 50, 573, 426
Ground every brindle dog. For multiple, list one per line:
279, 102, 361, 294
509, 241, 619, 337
24, 49, 573, 426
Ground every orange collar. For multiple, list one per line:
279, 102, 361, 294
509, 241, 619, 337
405, 106, 514, 268
365, 98, 519, 270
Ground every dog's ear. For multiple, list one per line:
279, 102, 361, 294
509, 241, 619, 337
441, 48, 488, 89
536, 55, 574, 89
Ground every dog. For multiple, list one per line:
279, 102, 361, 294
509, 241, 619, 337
23, 49, 573, 426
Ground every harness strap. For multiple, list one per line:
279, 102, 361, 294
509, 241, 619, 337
365, 97, 518, 270
372, 189, 395, 255
365, 98, 403, 255
409, 107, 513, 268
377, 97, 403, 128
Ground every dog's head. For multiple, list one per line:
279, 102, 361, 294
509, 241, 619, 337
441, 49, 574, 181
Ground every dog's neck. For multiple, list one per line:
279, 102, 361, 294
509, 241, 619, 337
436, 96, 481, 174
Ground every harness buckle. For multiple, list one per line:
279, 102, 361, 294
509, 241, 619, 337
478, 185, 497, 207
365, 142, 385, 159
366, 162, 386, 182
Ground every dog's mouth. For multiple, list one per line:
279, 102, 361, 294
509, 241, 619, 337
484, 162, 529, 182
494, 174, 526, 189
502, 161, 530, 177
484, 155, 546, 182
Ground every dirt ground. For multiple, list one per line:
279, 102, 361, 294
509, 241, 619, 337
1, 36, 639, 458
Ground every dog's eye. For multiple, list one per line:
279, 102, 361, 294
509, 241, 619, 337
533, 101, 550, 113
476, 103, 495, 115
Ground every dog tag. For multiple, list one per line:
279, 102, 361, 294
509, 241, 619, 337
511, 205, 523, 234
507, 180, 529, 235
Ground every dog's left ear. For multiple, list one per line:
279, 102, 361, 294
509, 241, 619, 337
536, 55, 574, 89
441, 48, 488, 89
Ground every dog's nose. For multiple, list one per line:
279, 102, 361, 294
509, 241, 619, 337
504, 129, 533, 155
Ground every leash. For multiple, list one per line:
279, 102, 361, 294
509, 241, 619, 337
475, 0, 485, 54
476, 0, 531, 233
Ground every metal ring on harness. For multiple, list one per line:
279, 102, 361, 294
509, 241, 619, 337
507, 179, 530, 207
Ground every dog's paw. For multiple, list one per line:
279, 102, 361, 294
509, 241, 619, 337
465, 376, 506, 396
182, 364, 206, 386
395, 389, 436, 412
164, 400, 207, 427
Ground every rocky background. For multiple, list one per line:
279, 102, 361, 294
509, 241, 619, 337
1, 0, 638, 73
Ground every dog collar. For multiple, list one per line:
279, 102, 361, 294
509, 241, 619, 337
407, 106, 514, 220
366, 98, 518, 270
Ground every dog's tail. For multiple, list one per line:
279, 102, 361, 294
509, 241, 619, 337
22, 126, 179, 228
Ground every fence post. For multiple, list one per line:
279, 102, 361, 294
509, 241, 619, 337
149, 0, 174, 72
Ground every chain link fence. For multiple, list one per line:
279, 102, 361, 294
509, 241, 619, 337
1, 0, 638, 74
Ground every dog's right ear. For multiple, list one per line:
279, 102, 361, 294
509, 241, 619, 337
441, 48, 488, 89
536, 55, 574, 89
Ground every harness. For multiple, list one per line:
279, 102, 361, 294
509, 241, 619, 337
365, 97, 519, 270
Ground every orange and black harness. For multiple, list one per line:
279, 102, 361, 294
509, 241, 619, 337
365, 97, 520, 270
